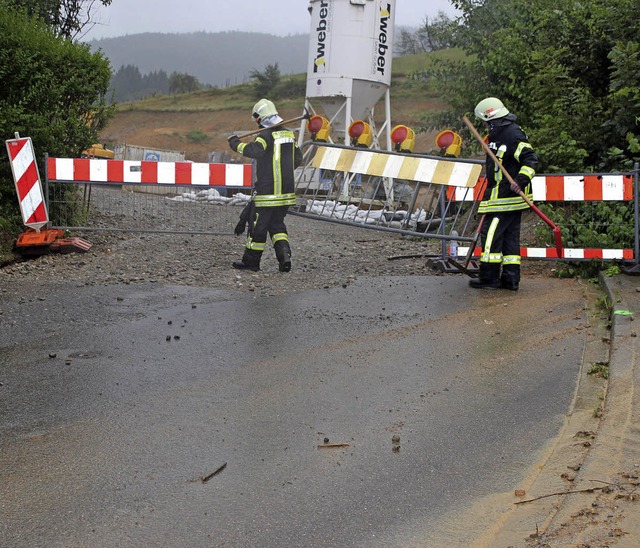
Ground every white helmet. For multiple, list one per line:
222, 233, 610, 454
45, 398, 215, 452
252, 98, 282, 126
474, 97, 510, 122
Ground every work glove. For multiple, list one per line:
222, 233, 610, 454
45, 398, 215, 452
228, 134, 241, 152
234, 219, 246, 236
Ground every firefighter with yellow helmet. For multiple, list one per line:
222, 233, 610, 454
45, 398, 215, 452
471, 97, 539, 291
228, 99, 302, 272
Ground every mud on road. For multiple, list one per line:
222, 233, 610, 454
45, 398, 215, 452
1, 206, 638, 545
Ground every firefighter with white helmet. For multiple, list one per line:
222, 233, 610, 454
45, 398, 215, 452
228, 99, 302, 272
474, 97, 510, 122
470, 97, 539, 290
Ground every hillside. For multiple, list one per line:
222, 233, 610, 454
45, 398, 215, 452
87, 32, 309, 87
98, 52, 459, 163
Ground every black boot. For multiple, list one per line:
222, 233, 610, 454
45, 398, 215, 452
274, 241, 292, 273
233, 249, 261, 272
232, 260, 259, 272
501, 265, 520, 291
469, 277, 501, 289
469, 263, 501, 289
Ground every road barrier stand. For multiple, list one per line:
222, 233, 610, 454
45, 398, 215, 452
292, 142, 639, 267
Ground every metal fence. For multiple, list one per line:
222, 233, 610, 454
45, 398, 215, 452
43, 146, 640, 265
292, 142, 640, 264
46, 182, 248, 235
292, 141, 485, 261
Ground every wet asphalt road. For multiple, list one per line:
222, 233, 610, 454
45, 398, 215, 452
0, 275, 589, 547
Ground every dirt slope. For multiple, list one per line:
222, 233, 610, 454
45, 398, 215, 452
98, 99, 445, 163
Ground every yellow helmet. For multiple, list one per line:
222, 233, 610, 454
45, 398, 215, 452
474, 97, 510, 122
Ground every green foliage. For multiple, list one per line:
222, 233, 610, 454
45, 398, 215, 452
602, 264, 622, 277
0, 0, 114, 236
169, 72, 201, 94
533, 200, 634, 278
48, 184, 89, 228
110, 65, 171, 103
396, 12, 457, 55
425, 0, 640, 269
250, 63, 281, 100
587, 361, 609, 380
272, 75, 306, 100
6, 0, 112, 40
425, 0, 640, 173
185, 130, 209, 143
535, 202, 634, 250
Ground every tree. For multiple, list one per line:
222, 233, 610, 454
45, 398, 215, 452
426, 0, 640, 259
0, 0, 114, 231
426, 0, 640, 172
110, 65, 170, 102
250, 63, 281, 99
6, 0, 112, 40
168, 72, 201, 95
396, 28, 422, 56
395, 12, 456, 55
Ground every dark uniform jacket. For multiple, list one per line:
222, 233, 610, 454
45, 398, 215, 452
233, 126, 302, 207
478, 114, 539, 214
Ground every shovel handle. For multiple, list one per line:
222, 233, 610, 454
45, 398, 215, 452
462, 116, 556, 230
236, 110, 311, 140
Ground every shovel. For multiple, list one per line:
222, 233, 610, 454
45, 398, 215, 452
462, 115, 563, 258
236, 109, 311, 140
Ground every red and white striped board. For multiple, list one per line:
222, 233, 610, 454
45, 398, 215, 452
448, 173, 634, 202
459, 246, 634, 261
47, 158, 253, 187
6, 136, 48, 230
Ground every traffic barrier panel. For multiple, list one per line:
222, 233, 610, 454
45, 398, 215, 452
45, 155, 254, 235
452, 173, 637, 261
6, 136, 49, 231
47, 157, 253, 187
295, 141, 638, 263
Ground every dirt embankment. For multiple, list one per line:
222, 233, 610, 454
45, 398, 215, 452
99, 99, 444, 163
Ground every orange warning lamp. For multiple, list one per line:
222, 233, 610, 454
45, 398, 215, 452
435, 130, 462, 157
307, 115, 331, 142
391, 125, 416, 153
348, 120, 372, 148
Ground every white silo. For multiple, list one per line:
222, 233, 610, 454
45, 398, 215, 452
302, 0, 396, 149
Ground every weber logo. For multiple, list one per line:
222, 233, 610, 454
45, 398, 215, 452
375, 2, 392, 76
313, 0, 332, 73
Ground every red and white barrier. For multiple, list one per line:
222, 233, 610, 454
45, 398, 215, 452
448, 173, 634, 202
47, 157, 253, 187
459, 246, 634, 261
6, 136, 48, 230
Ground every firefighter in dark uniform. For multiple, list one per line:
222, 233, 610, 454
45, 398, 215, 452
228, 99, 302, 272
471, 97, 539, 291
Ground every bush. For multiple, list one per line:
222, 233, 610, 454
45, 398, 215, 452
0, 0, 114, 245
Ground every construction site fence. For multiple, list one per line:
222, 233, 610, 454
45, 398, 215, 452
44, 155, 253, 235
43, 150, 640, 265
291, 142, 640, 264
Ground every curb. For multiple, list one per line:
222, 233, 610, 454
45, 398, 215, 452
548, 272, 640, 545
480, 274, 640, 546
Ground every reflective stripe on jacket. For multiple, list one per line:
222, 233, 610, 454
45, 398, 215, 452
478, 116, 539, 214
236, 127, 302, 208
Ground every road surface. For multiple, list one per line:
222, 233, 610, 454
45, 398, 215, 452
0, 275, 597, 546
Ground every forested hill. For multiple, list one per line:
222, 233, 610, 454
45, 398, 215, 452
87, 31, 309, 87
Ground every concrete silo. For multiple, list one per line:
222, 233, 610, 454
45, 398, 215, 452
301, 0, 396, 149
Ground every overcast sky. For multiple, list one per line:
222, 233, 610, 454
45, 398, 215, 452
84, 0, 459, 40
